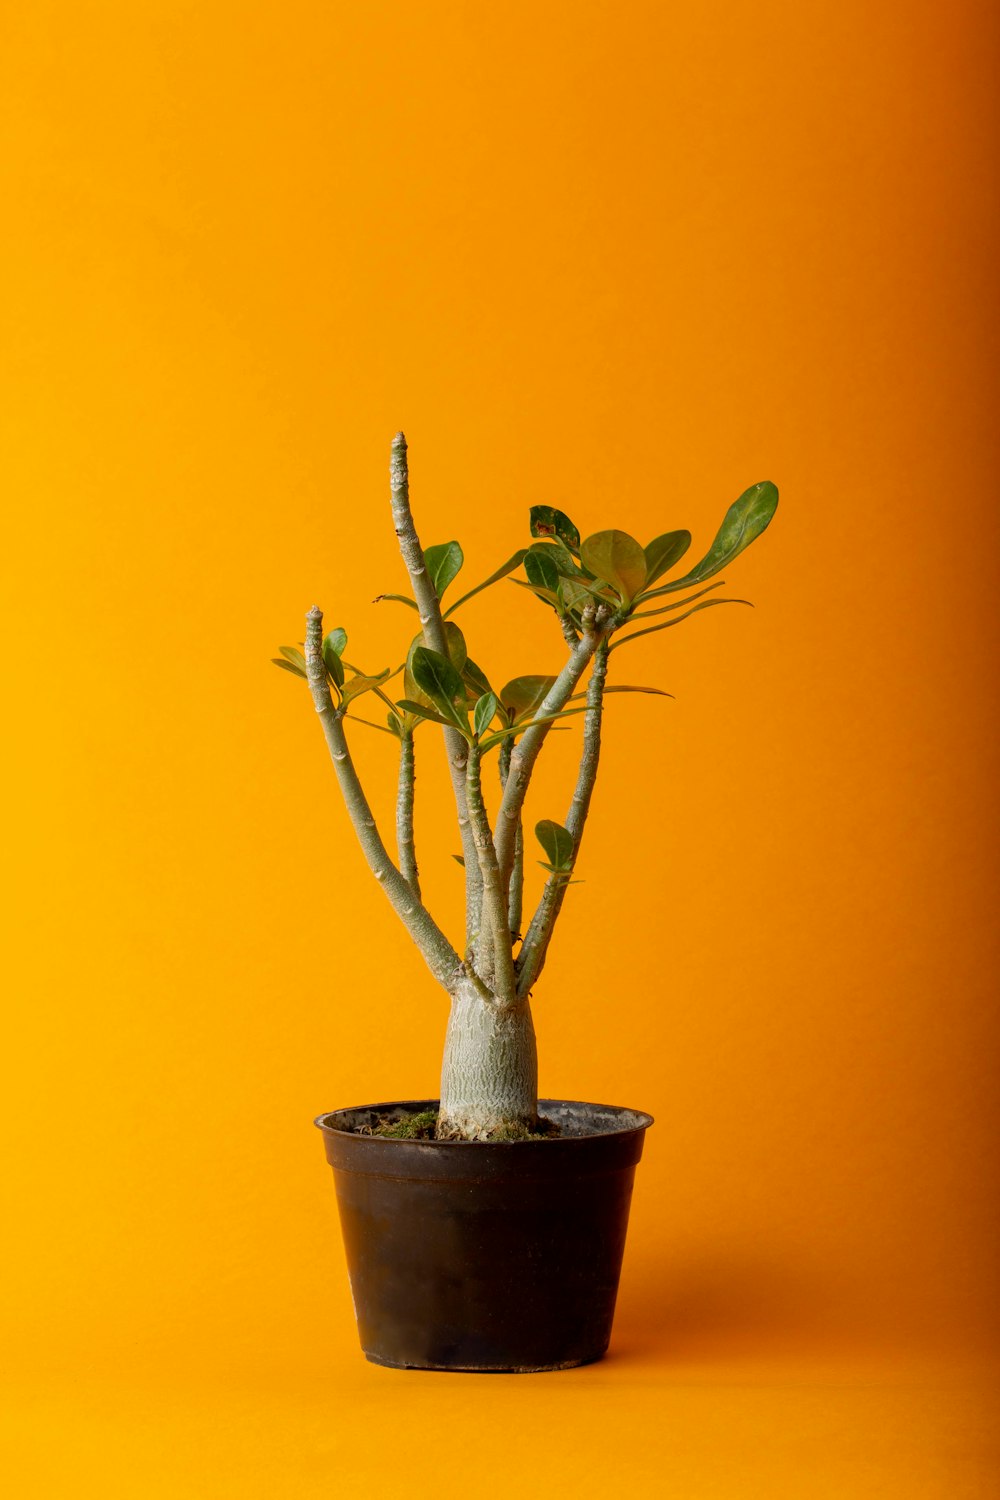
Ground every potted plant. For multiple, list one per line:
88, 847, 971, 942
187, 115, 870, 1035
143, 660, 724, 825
274, 432, 778, 1371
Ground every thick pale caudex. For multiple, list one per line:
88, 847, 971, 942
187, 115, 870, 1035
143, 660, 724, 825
277, 434, 778, 1138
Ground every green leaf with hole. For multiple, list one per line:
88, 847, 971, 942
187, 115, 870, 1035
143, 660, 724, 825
443, 550, 527, 617
663, 482, 778, 592
425, 541, 464, 601
500, 674, 557, 721
474, 692, 499, 738
643, 531, 692, 588
535, 819, 574, 872
530, 505, 581, 555
272, 657, 307, 679
580, 530, 647, 602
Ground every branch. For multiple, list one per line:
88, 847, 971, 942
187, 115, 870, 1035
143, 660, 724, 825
466, 743, 516, 1006
396, 730, 420, 900
516, 639, 609, 997
499, 738, 524, 940
305, 607, 463, 993
494, 611, 604, 896
389, 433, 483, 942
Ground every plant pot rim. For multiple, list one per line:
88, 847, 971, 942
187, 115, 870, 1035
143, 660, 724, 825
314, 1096, 654, 1145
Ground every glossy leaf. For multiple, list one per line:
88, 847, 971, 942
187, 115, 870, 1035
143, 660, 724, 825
663, 482, 778, 591
443, 549, 527, 617
610, 597, 752, 651
479, 704, 589, 750
630, 581, 726, 617
374, 593, 418, 611
529, 505, 581, 555
500, 674, 557, 721
527, 539, 579, 577
386, 711, 404, 736
524, 547, 561, 593
410, 647, 469, 730
424, 540, 464, 601
580, 530, 647, 602
643, 530, 692, 587
272, 657, 307, 678
474, 691, 499, 738
323, 628, 348, 657
322, 632, 346, 688
535, 819, 574, 871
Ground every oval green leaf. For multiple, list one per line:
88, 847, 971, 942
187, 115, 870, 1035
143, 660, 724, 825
643, 531, 692, 588
535, 819, 574, 872
580, 530, 647, 602
272, 657, 307, 679
473, 691, 499, 739
424, 541, 464, 601
665, 482, 778, 591
500, 674, 557, 721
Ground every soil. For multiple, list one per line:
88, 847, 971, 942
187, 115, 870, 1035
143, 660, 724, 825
352, 1109, 562, 1142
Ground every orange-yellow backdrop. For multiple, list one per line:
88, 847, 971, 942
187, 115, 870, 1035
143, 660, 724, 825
3, 1, 998, 1494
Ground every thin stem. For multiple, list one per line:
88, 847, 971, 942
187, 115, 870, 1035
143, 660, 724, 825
389, 432, 482, 942
516, 639, 609, 997
499, 738, 524, 940
305, 607, 463, 993
494, 615, 603, 898
466, 742, 516, 1006
396, 730, 420, 900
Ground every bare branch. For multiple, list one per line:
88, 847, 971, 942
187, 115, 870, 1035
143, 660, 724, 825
396, 730, 420, 900
494, 615, 603, 897
466, 743, 516, 1006
305, 606, 463, 993
499, 738, 524, 940
388, 432, 483, 941
517, 639, 609, 997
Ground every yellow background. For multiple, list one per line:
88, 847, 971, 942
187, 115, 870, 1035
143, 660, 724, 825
3, 1, 998, 1493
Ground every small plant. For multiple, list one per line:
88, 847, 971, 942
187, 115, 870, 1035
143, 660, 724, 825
275, 434, 777, 1140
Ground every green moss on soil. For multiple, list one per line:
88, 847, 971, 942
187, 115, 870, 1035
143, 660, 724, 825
357, 1111, 561, 1141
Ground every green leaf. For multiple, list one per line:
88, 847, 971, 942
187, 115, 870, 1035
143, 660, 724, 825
321, 633, 346, 688
374, 593, 418, 610
342, 668, 392, 707
569, 683, 674, 700
279, 645, 307, 672
610, 597, 752, 652
443, 549, 528, 617
452, 854, 466, 867
579, 530, 648, 602
643, 531, 692, 588
527, 540, 579, 578
479, 704, 589, 750
386, 711, 404, 736
664, 482, 778, 591
424, 541, 464, 601
410, 646, 470, 730
509, 576, 560, 609
535, 819, 574, 872
524, 548, 561, 594
462, 657, 493, 703
397, 699, 459, 729
272, 657, 307, 679
473, 691, 498, 738
529, 505, 581, 555
557, 575, 617, 611
500, 674, 557, 721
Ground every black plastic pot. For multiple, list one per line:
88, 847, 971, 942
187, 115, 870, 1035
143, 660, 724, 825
315, 1098, 653, 1372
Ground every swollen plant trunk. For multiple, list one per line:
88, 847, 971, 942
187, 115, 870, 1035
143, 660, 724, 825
439, 979, 538, 1138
